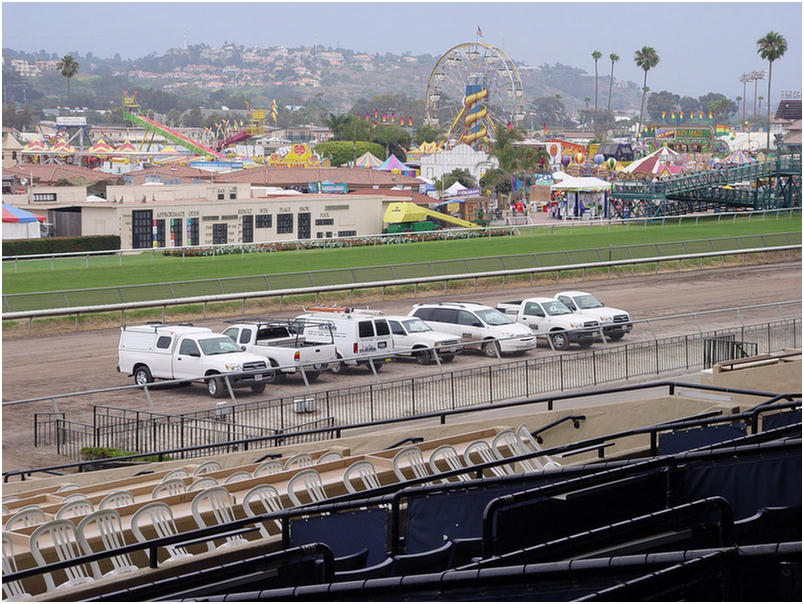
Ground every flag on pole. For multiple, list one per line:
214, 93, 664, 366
476, 25, 483, 38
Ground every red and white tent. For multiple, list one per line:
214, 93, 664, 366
2, 203, 45, 239
621, 146, 681, 175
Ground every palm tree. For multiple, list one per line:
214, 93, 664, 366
607, 53, 619, 114
57, 54, 79, 104
757, 31, 787, 149
634, 46, 660, 139
591, 50, 602, 115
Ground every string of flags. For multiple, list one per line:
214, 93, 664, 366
362, 110, 413, 126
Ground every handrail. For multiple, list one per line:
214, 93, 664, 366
3, 379, 796, 481
3, 245, 800, 320
530, 415, 586, 444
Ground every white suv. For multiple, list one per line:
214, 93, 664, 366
383, 315, 463, 364
408, 302, 537, 357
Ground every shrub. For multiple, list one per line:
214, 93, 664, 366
79, 446, 167, 463
2, 235, 120, 256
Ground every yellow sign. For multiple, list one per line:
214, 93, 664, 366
265, 143, 330, 168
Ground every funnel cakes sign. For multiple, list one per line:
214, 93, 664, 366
264, 143, 330, 168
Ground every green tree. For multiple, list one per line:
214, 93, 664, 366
591, 50, 602, 115
315, 140, 385, 167
634, 46, 660, 136
412, 123, 443, 145
182, 108, 203, 127
757, 31, 787, 149
482, 124, 542, 201
433, 168, 476, 193
529, 95, 571, 128
370, 123, 410, 160
708, 98, 732, 122
607, 53, 619, 113
325, 112, 352, 140
57, 54, 79, 104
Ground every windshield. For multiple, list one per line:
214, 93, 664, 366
475, 308, 515, 326
402, 318, 432, 333
542, 301, 572, 316
198, 337, 240, 355
574, 294, 604, 309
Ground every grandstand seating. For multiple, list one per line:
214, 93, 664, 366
0, 380, 799, 601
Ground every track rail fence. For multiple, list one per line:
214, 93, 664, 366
37, 318, 800, 461
3, 231, 801, 314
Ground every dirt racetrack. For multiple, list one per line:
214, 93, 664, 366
2, 262, 801, 474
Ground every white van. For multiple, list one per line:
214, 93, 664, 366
408, 302, 537, 357
293, 306, 393, 373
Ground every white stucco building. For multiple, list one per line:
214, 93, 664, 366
418, 144, 498, 184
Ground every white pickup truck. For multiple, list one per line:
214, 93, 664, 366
221, 320, 339, 383
554, 291, 632, 341
117, 324, 270, 398
383, 315, 463, 364
496, 297, 600, 350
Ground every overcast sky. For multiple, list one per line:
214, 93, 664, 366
3, 1, 801, 100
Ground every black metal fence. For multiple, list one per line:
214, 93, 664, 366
49, 410, 336, 461
34, 318, 798, 461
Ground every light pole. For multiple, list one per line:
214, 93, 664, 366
750, 70, 766, 131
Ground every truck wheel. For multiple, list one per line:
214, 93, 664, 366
549, 331, 570, 351
440, 353, 455, 363
207, 376, 225, 398
264, 361, 284, 384
250, 383, 266, 394
133, 366, 153, 386
482, 340, 501, 358
414, 349, 433, 365
607, 332, 625, 341
299, 369, 321, 384
330, 362, 348, 375
366, 360, 384, 372
577, 341, 593, 349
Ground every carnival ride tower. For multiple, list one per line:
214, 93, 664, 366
424, 41, 523, 150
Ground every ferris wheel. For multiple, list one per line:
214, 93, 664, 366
424, 42, 525, 149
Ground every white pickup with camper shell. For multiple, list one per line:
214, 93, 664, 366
221, 319, 339, 383
496, 297, 600, 350
117, 324, 270, 398
553, 291, 633, 341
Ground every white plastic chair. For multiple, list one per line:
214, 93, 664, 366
55, 497, 94, 520
190, 486, 248, 552
286, 469, 327, 506
492, 429, 538, 473
193, 461, 222, 476
283, 453, 313, 471
2, 533, 31, 601
2, 495, 20, 505
59, 493, 88, 504
98, 490, 136, 510
342, 460, 381, 494
130, 502, 193, 564
223, 471, 253, 485
316, 451, 343, 465
188, 477, 219, 492
4, 505, 48, 532
1, 504, 8, 515
241, 484, 284, 538
253, 459, 284, 477
163, 468, 190, 481
151, 478, 187, 499
516, 423, 563, 470
392, 446, 430, 482
55, 484, 80, 494
463, 440, 512, 478
428, 445, 470, 483
76, 509, 138, 579
30, 519, 95, 591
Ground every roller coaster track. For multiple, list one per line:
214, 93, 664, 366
609, 155, 802, 217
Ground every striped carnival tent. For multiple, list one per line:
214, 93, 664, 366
2, 203, 45, 239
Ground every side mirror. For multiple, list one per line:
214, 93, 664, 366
472, 321, 483, 328
240, 346, 246, 351
189, 350, 201, 358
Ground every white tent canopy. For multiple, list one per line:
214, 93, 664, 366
551, 171, 611, 191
